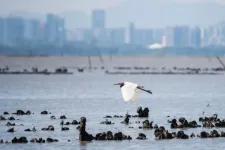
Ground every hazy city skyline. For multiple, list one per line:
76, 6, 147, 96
1, 0, 225, 50
1, 0, 225, 29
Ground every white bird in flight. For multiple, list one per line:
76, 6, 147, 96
114, 81, 152, 102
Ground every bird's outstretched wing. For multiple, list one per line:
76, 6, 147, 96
121, 82, 139, 102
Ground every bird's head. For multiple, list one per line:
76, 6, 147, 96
114, 82, 125, 88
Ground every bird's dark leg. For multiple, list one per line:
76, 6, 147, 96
137, 86, 152, 94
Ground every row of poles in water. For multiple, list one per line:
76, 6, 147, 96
88, 55, 225, 71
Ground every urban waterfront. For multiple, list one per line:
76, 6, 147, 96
1, 0, 225, 149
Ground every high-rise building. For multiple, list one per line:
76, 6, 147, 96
153, 28, 164, 43
202, 27, 212, 46
45, 14, 65, 45
165, 26, 174, 47
109, 28, 125, 45
57, 17, 66, 45
135, 29, 154, 46
129, 23, 154, 46
0, 18, 5, 45
92, 9, 105, 29
24, 19, 40, 44
222, 26, 225, 45
4, 17, 25, 46
173, 26, 190, 47
129, 22, 135, 44
45, 14, 57, 44
162, 36, 167, 47
190, 27, 201, 48
78, 28, 92, 44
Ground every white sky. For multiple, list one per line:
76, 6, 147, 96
0, 0, 224, 15
0, 0, 127, 15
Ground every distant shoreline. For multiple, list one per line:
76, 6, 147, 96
0, 55, 225, 70
1, 45, 225, 57
0, 54, 225, 59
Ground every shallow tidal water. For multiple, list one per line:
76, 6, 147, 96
0, 63, 225, 149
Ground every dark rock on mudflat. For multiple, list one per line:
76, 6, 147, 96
121, 114, 129, 124
210, 130, 220, 137
8, 117, 15, 121
127, 136, 132, 140
95, 132, 107, 140
0, 116, 6, 120
137, 107, 149, 117
12, 110, 31, 115
169, 117, 200, 128
42, 125, 54, 131
46, 138, 58, 143
71, 120, 79, 125
61, 127, 69, 131
177, 131, 189, 139
153, 124, 158, 129
114, 132, 125, 140
104, 115, 112, 118
221, 131, 225, 137
30, 138, 45, 143
113, 115, 123, 118
142, 120, 153, 129
79, 117, 94, 141
7, 128, 15, 133
197, 130, 223, 138
41, 111, 48, 115
26, 110, 31, 115
12, 137, 28, 143
131, 115, 138, 118
24, 127, 36, 132
199, 131, 209, 138
65, 122, 70, 125
5, 122, 15, 126
199, 114, 225, 128
135, 121, 141, 124
190, 133, 195, 138
60, 120, 80, 125
95, 131, 132, 141
100, 119, 114, 125
60, 120, 70, 125
136, 133, 147, 140
50, 116, 56, 119
4, 112, 9, 115
60, 115, 66, 119
154, 126, 189, 140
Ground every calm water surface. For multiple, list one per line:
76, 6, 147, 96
0, 72, 225, 150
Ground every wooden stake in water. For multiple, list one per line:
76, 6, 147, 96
88, 56, 92, 71
216, 56, 225, 70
